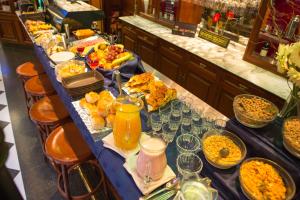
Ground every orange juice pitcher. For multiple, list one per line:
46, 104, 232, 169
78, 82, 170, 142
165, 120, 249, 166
113, 96, 144, 150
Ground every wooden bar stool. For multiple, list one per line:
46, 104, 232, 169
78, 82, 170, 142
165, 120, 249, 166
45, 123, 107, 200
24, 74, 56, 112
29, 95, 69, 156
16, 62, 44, 83
16, 62, 45, 113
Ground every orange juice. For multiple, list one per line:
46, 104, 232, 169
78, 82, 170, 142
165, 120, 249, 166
113, 103, 142, 150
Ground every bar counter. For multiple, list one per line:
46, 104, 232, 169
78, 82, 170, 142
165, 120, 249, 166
120, 16, 291, 100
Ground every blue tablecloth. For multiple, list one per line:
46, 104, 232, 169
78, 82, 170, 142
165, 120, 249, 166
34, 44, 299, 200
34, 45, 143, 199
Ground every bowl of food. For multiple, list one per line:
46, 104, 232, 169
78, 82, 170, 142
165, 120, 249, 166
239, 157, 295, 200
50, 51, 75, 64
282, 117, 300, 158
202, 129, 247, 169
233, 94, 279, 128
55, 60, 86, 82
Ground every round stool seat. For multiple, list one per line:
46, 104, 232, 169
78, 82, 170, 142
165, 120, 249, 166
16, 62, 44, 77
29, 95, 69, 124
45, 123, 92, 165
24, 74, 55, 96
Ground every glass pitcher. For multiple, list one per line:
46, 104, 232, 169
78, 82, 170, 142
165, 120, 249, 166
176, 175, 218, 200
136, 136, 167, 181
113, 96, 143, 150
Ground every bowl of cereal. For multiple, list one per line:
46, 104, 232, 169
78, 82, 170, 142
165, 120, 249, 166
233, 94, 279, 128
202, 129, 247, 169
283, 117, 300, 158
239, 157, 295, 200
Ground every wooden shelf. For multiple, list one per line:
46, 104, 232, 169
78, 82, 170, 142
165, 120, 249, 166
258, 32, 290, 44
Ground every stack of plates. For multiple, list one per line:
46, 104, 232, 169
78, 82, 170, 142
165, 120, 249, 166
62, 70, 104, 98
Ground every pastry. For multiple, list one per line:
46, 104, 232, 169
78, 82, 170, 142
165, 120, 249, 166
91, 113, 105, 130
85, 92, 99, 104
79, 98, 89, 109
86, 103, 97, 115
74, 29, 95, 38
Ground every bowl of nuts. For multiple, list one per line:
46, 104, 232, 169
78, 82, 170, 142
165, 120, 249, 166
233, 94, 279, 128
202, 129, 247, 169
283, 117, 300, 158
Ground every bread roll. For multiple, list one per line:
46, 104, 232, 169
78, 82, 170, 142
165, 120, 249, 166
91, 114, 105, 130
85, 92, 99, 104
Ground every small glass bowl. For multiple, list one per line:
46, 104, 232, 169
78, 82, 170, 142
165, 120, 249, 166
239, 157, 296, 200
176, 134, 201, 154
176, 153, 203, 178
233, 94, 278, 128
201, 129, 247, 169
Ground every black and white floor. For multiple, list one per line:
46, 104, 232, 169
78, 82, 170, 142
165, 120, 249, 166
0, 65, 26, 199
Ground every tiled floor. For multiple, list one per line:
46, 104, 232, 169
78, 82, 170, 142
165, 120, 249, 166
0, 66, 26, 199
0, 42, 109, 200
0, 43, 62, 200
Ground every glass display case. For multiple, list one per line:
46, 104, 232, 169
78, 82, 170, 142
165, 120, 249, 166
243, 0, 300, 75
158, 0, 178, 23
138, 0, 202, 27
138, 0, 158, 19
0, 0, 16, 12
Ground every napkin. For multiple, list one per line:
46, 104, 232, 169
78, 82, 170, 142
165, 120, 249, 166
102, 133, 150, 158
124, 155, 176, 195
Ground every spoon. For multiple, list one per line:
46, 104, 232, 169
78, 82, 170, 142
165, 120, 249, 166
141, 178, 180, 200
219, 147, 229, 158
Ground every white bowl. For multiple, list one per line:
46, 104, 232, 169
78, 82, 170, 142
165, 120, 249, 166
50, 51, 75, 64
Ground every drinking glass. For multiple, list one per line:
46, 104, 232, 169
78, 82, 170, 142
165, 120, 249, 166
169, 113, 182, 131
150, 113, 162, 135
182, 103, 191, 113
181, 123, 192, 135
191, 108, 202, 122
191, 120, 203, 137
162, 123, 177, 143
182, 109, 192, 126
159, 105, 172, 124
214, 119, 227, 130
177, 153, 203, 178
203, 116, 215, 130
171, 100, 183, 117
176, 134, 201, 154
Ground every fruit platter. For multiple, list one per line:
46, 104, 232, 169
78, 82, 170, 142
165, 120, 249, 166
69, 37, 107, 57
86, 43, 135, 71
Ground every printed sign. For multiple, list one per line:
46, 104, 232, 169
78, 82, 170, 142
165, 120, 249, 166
198, 29, 230, 48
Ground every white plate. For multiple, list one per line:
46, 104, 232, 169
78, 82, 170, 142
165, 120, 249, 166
50, 51, 75, 64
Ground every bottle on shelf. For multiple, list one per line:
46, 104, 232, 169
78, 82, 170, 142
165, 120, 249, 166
259, 42, 270, 57
285, 15, 300, 40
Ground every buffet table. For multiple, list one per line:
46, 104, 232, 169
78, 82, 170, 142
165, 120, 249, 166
17, 13, 300, 200
33, 43, 229, 199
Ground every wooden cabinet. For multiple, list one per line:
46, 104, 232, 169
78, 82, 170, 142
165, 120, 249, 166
121, 24, 137, 53
0, 12, 32, 45
157, 40, 185, 82
136, 29, 158, 68
19, 22, 32, 44
0, 14, 19, 43
182, 56, 221, 105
